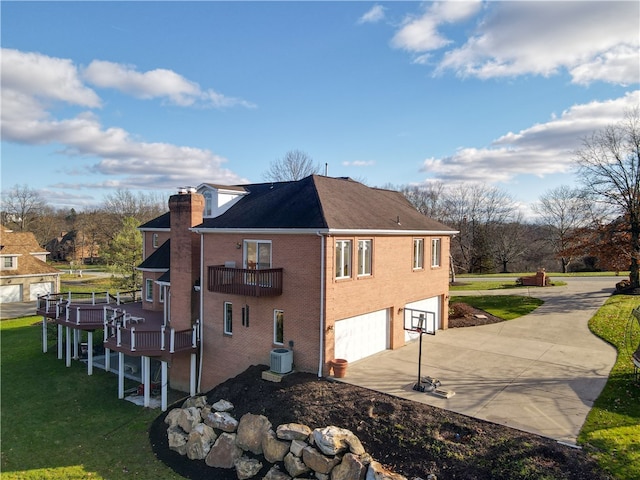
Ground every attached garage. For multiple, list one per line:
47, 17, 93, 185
0, 284, 23, 303
334, 309, 389, 363
30, 281, 54, 300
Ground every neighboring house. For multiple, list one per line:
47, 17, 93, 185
46, 230, 100, 264
138, 175, 457, 393
0, 225, 61, 303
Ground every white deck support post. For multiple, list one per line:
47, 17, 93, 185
161, 360, 168, 412
118, 352, 125, 399
87, 331, 93, 375
65, 327, 71, 367
105, 348, 111, 372
190, 353, 197, 396
73, 328, 79, 360
143, 356, 151, 408
57, 324, 63, 359
42, 318, 47, 353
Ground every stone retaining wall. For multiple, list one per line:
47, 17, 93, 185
164, 395, 435, 480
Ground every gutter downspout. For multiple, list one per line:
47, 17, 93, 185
197, 233, 204, 393
317, 232, 325, 378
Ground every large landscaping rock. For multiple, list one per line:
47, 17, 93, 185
236, 413, 272, 454
177, 406, 202, 433
204, 410, 238, 432
262, 429, 291, 463
205, 432, 242, 469
283, 452, 310, 477
185, 423, 217, 460
167, 425, 189, 456
235, 455, 263, 480
331, 453, 366, 480
276, 422, 312, 441
312, 426, 365, 456
302, 446, 340, 474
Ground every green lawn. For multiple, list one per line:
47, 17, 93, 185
0, 317, 184, 480
578, 295, 640, 479
450, 280, 567, 291
450, 295, 544, 320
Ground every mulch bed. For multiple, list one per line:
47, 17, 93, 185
149, 303, 611, 480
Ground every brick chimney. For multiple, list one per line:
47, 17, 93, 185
169, 187, 204, 330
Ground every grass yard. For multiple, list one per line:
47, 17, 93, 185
450, 294, 544, 320
0, 316, 184, 480
578, 294, 640, 479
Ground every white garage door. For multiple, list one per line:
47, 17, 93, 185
405, 296, 441, 342
30, 282, 53, 300
0, 285, 23, 303
334, 309, 389, 363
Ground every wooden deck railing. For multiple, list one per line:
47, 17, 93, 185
103, 317, 199, 356
207, 265, 283, 297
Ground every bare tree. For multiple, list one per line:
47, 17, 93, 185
0, 184, 47, 232
532, 185, 593, 273
574, 107, 640, 288
441, 184, 519, 273
397, 182, 446, 220
263, 150, 322, 182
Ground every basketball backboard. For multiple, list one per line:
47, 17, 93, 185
403, 308, 436, 335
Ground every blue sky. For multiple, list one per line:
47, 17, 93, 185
1, 1, 639, 215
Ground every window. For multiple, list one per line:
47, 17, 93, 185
203, 191, 213, 217
413, 238, 424, 269
145, 279, 154, 302
335, 240, 352, 279
274, 310, 284, 345
224, 302, 233, 335
152, 233, 159, 248
159, 285, 165, 303
431, 238, 442, 267
244, 240, 272, 269
2, 256, 15, 269
357, 239, 372, 276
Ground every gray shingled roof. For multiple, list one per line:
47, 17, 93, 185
197, 175, 455, 232
138, 240, 170, 270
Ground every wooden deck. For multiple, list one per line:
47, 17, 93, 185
38, 292, 199, 358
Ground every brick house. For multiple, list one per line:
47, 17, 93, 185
138, 175, 457, 393
0, 225, 61, 303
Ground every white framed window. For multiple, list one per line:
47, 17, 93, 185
244, 240, 272, 269
335, 240, 352, 279
145, 279, 153, 302
159, 285, 165, 303
413, 238, 424, 270
152, 233, 159, 248
2, 256, 16, 269
274, 309, 284, 345
357, 239, 372, 276
431, 238, 442, 267
224, 302, 233, 335
203, 190, 213, 217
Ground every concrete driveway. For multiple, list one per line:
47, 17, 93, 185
337, 277, 619, 444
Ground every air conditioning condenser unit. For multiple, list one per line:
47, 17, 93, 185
270, 348, 293, 374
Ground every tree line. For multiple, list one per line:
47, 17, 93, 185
2, 108, 638, 289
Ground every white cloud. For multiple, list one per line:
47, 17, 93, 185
420, 90, 640, 184
358, 5, 386, 25
392, 2, 639, 86
391, 1, 482, 52
0, 48, 247, 193
1, 48, 101, 108
342, 160, 376, 167
83, 60, 256, 108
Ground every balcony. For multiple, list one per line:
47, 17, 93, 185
207, 265, 283, 297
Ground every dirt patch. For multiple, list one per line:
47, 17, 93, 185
150, 366, 611, 480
